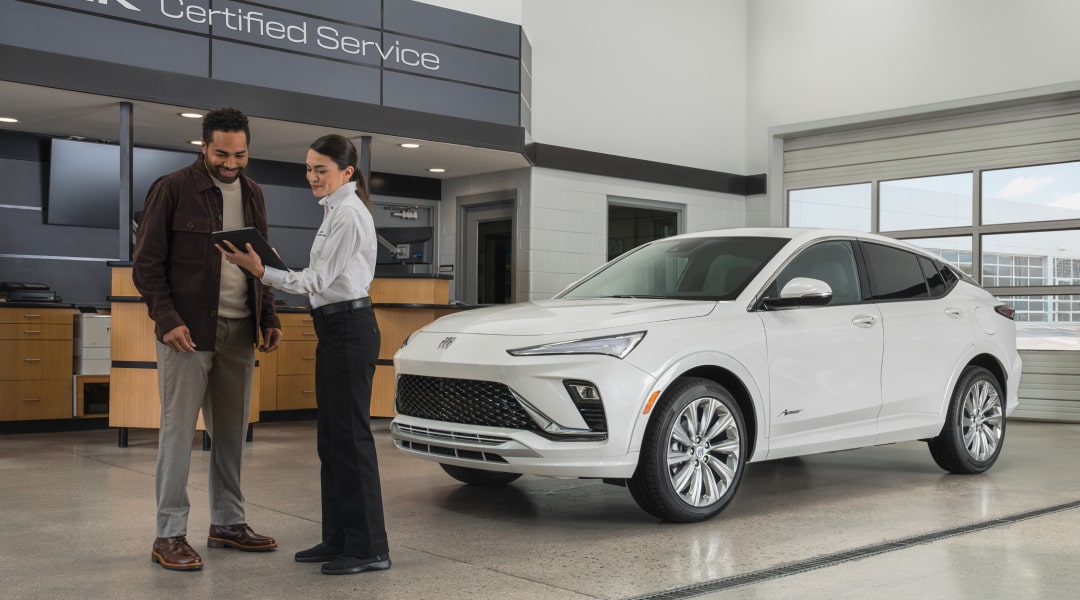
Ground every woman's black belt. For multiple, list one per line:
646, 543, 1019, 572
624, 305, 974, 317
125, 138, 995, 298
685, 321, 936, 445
310, 297, 372, 317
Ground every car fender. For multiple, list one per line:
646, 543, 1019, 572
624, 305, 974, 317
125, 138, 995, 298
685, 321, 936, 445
624, 350, 770, 464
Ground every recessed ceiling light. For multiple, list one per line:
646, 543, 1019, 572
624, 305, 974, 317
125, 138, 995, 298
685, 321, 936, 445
0, 117, 18, 123
189, 139, 203, 145
179, 112, 204, 119
400, 143, 421, 149
428, 168, 446, 173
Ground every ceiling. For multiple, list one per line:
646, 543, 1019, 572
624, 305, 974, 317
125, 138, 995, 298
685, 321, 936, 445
0, 80, 531, 179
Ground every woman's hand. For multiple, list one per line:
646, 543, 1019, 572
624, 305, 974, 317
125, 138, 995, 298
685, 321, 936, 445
216, 239, 266, 279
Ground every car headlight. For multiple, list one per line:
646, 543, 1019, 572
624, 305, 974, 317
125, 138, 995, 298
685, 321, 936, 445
507, 331, 646, 359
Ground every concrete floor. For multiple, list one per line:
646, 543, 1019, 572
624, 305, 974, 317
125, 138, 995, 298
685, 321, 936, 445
1, 418, 1077, 600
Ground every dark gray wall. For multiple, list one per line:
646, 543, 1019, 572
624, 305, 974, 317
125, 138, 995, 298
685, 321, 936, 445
0, 130, 440, 308
3, 0, 528, 128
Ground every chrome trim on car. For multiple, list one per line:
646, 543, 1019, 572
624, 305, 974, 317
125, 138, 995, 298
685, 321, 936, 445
391, 422, 542, 458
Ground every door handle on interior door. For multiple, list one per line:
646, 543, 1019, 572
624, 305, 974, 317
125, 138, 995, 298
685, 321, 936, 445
945, 307, 963, 318
852, 315, 878, 327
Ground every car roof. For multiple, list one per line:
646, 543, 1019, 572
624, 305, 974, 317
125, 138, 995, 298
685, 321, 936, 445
671, 227, 938, 259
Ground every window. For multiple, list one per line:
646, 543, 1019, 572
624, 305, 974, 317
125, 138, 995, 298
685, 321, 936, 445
880, 173, 973, 231
788, 184, 871, 231
919, 256, 947, 297
982, 230, 1080, 287
770, 240, 862, 305
905, 236, 974, 277
608, 204, 679, 260
982, 162, 1080, 225
861, 242, 929, 301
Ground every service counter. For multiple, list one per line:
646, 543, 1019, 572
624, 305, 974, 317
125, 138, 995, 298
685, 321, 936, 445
107, 264, 465, 436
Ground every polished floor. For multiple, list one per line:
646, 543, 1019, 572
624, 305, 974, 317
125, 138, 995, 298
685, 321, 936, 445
1, 418, 1077, 599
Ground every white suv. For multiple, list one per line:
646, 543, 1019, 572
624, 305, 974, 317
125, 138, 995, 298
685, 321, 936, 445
391, 228, 1022, 522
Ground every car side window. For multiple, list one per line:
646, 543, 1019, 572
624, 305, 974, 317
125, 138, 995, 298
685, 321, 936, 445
939, 262, 960, 289
772, 240, 862, 305
919, 256, 947, 298
862, 242, 930, 300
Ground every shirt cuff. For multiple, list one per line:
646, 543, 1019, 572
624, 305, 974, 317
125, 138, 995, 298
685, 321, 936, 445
262, 266, 287, 288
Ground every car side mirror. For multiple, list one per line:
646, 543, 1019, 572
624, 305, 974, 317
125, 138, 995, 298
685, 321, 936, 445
762, 277, 833, 310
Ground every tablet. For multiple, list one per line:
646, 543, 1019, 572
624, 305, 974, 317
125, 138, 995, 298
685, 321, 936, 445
211, 227, 290, 274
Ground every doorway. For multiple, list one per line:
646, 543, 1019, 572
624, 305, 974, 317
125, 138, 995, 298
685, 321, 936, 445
462, 201, 514, 304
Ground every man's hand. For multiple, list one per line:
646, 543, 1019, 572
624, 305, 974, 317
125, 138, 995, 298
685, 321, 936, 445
163, 324, 196, 352
260, 327, 283, 352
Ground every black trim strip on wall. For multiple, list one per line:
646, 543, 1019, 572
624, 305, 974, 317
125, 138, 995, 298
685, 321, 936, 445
527, 143, 767, 196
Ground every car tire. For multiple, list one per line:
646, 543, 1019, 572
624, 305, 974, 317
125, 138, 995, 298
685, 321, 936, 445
628, 377, 747, 522
928, 365, 1006, 474
440, 463, 523, 486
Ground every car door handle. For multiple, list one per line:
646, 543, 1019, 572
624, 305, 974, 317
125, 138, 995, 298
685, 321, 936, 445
852, 314, 878, 328
944, 307, 963, 318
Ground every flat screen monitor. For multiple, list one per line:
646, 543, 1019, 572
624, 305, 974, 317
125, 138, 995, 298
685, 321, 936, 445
46, 138, 195, 229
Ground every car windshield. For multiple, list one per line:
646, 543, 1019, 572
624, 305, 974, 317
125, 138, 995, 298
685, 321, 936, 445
558, 236, 789, 301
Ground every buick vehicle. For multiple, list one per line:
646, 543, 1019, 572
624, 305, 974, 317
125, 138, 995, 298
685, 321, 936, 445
391, 228, 1022, 522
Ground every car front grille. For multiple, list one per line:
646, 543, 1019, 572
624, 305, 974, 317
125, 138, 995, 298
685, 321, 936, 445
395, 375, 542, 432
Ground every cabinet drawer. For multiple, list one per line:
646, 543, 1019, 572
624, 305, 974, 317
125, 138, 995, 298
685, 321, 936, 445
0, 379, 72, 421
0, 340, 73, 380
281, 326, 318, 341
0, 323, 72, 340
276, 375, 317, 410
278, 313, 315, 327
0, 307, 74, 325
277, 341, 317, 375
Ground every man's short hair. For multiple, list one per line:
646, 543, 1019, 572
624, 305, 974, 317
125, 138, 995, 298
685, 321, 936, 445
202, 107, 250, 144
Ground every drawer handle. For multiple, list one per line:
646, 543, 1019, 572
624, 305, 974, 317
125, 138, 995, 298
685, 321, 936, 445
303, 332, 316, 336
24, 314, 42, 318
303, 390, 315, 394
302, 356, 316, 360
23, 330, 42, 334
23, 398, 41, 403
302, 318, 314, 323
23, 357, 42, 363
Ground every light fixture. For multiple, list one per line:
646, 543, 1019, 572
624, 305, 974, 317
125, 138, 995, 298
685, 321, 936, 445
0, 117, 18, 123
189, 139, 203, 145
428, 168, 446, 173
399, 143, 421, 149
179, 112, 203, 119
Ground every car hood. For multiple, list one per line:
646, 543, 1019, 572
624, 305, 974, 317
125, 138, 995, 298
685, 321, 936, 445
422, 299, 718, 336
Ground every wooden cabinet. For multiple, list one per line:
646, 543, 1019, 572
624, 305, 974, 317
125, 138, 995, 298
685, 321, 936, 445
107, 265, 259, 431
268, 312, 319, 411
0, 306, 74, 421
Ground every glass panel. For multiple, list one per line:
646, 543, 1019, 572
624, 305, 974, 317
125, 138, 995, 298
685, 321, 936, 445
861, 242, 929, 300
982, 230, 1080, 287
879, 173, 973, 231
559, 236, 788, 301
608, 205, 678, 260
770, 240, 862, 305
982, 161, 1080, 225
996, 295, 1080, 350
788, 183, 871, 231
904, 236, 973, 277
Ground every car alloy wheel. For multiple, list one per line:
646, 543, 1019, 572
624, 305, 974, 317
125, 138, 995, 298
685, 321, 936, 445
961, 377, 1004, 462
628, 377, 746, 522
929, 365, 1006, 474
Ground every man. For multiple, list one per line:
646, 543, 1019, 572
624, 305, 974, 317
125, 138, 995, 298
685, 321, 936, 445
133, 107, 283, 572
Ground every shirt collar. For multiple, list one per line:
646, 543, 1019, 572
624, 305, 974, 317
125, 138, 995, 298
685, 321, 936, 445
319, 181, 357, 209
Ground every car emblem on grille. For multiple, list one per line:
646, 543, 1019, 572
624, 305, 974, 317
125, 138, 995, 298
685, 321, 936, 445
437, 336, 457, 350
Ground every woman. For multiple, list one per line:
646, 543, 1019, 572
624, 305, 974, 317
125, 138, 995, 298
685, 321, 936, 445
217, 134, 389, 576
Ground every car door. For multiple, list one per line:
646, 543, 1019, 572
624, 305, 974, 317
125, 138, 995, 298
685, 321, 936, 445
860, 243, 976, 444
757, 239, 884, 459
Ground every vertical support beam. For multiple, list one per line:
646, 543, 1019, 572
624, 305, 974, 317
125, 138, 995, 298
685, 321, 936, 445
118, 102, 134, 261
359, 135, 372, 185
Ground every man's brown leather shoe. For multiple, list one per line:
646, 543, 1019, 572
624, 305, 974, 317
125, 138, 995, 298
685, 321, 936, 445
207, 523, 278, 552
151, 536, 203, 571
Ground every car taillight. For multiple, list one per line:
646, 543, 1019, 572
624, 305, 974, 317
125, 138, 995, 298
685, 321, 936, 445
994, 304, 1016, 320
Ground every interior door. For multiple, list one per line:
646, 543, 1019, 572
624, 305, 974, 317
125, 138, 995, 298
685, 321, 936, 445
463, 202, 513, 304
